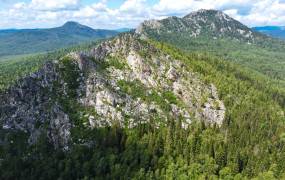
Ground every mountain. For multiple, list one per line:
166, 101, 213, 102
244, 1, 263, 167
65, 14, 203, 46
0, 29, 20, 36
137, 9, 266, 43
0, 34, 225, 147
253, 26, 285, 39
136, 9, 285, 84
0, 10, 285, 179
0, 21, 119, 57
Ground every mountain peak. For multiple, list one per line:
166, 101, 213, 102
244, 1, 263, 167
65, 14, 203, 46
183, 9, 233, 23
136, 9, 259, 42
62, 21, 82, 28
184, 9, 222, 17
59, 21, 96, 33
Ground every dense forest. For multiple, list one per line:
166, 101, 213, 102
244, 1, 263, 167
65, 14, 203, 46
0, 37, 284, 179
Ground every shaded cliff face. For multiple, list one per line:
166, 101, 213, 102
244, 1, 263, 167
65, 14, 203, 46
0, 61, 72, 148
0, 34, 225, 148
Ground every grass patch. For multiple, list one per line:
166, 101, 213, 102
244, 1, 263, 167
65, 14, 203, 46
117, 80, 182, 112
107, 56, 128, 70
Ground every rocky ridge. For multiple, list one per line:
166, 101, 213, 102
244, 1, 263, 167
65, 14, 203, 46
0, 33, 225, 148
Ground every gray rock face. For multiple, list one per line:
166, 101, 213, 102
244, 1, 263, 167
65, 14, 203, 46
0, 33, 226, 148
80, 34, 225, 127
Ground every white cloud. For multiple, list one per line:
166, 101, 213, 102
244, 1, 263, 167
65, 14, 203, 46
153, 0, 209, 14
72, 0, 151, 28
1, 0, 285, 29
13, 2, 25, 9
120, 0, 146, 12
226, 0, 285, 26
73, 3, 107, 18
30, 0, 80, 11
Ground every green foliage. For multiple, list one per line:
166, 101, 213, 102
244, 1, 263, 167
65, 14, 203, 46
162, 91, 178, 105
149, 40, 285, 177
117, 80, 147, 99
0, 121, 230, 179
91, 55, 128, 72
59, 56, 81, 98
106, 55, 128, 70
117, 80, 181, 112
0, 54, 46, 91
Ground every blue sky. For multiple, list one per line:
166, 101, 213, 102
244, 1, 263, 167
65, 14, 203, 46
0, 0, 285, 29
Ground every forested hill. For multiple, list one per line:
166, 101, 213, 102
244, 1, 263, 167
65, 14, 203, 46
0, 21, 119, 57
136, 9, 285, 85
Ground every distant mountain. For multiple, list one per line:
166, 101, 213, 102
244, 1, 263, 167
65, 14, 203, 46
136, 9, 285, 83
0, 29, 20, 37
137, 9, 267, 43
0, 21, 119, 57
252, 26, 285, 39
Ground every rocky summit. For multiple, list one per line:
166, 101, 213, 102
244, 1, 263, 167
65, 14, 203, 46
136, 9, 266, 43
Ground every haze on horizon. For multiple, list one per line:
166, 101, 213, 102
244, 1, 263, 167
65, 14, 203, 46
0, 0, 285, 30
